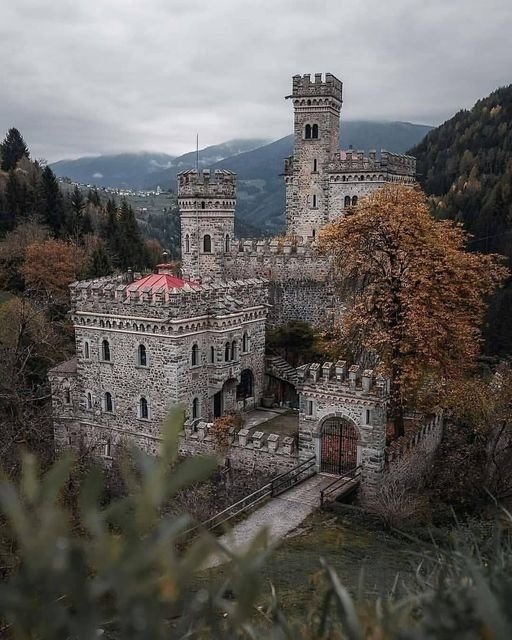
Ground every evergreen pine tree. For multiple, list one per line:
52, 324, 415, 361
86, 243, 112, 278
1, 128, 30, 171
101, 198, 120, 265
87, 188, 101, 207
117, 199, 147, 270
66, 185, 89, 242
39, 166, 66, 236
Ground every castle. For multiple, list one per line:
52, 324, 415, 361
49, 73, 427, 494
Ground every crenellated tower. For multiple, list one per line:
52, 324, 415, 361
178, 169, 236, 281
284, 73, 343, 240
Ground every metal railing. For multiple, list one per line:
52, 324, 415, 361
270, 456, 316, 497
186, 456, 317, 536
320, 465, 361, 507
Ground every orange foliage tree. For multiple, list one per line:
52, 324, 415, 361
320, 184, 508, 438
21, 238, 85, 304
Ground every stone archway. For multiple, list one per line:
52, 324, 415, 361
320, 416, 358, 474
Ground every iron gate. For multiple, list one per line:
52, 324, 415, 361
320, 418, 358, 474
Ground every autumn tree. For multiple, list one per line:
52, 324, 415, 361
0, 127, 29, 171
21, 238, 84, 305
0, 221, 50, 292
0, 296, 63, 470
320, 184, 508, 438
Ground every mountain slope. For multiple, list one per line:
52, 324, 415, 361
51, 152, 176, 189
51, 139, 268, 189
408, 84, 512, 356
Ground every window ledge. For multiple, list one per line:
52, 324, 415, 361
135, 364, 150, 370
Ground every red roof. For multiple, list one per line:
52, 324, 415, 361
128, 273, 197, 293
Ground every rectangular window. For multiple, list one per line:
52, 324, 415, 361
313, 159, 318, 172
307, 400, 314, 416
312, 194, 317, 208
365, 409, 371, 424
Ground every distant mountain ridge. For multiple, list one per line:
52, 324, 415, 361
51, 139, 268, 189
51, 120, 433, 231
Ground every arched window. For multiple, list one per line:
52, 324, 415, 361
313, 158, 318, 172
201, 201, 206, 210
104, 440, 111, 457
104, 392, 113, 413
224, 342, 231, 362
210, 345, 215, 363
242, 332, 249, 352
191, 343, 199, 366
231, 340, 237, 361
86, 391, 93, 410
64, 387, 71, 404
192, 397, 199, 420
101, 340, 111, 362
138, 344, 147, 366
139, 396, 149, 420
185, 234, 190, 253
312, 124, 319, 139
351, 195, 358, 206
203, 234, 212, 253
225, 234, 230, 252
84, 341, 90, 359
304, 124, 312, 139
344, 195, 351, 208
311, 194, 317, 208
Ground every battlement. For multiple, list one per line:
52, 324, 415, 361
327, 150, 416, 177
177, 169, 236, 200
70, 274, 268, 321
183, 419, 296, 456
297, 361, 390, 398
291, 73, 343, 102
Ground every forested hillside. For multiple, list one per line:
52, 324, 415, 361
408, 85, 512, 356
0, 128, 159, 471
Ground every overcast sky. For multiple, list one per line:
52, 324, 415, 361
1, 0, 511, 162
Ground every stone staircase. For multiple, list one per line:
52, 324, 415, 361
265, 355, 298, 386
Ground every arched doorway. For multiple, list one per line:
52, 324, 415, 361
320, 417, 358, 474
236, 369, 254, 400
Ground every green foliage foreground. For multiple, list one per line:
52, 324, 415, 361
1, 411, 512, 638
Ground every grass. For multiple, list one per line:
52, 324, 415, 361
195, 506, 420, 613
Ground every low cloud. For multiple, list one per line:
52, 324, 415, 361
1, 0, 510, 161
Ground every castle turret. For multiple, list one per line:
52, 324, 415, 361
284, 73, 343, 240
178, 169, 236, 281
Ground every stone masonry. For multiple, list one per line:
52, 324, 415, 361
296, 361, 389, 498
179, 73, 416, 328
49, 265, 268, 455
49, 72, 421, 496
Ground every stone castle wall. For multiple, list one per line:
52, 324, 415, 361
221, 237, 339, 327
51, 418, 299, 477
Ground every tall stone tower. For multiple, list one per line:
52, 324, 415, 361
284, 73, 343, 239
178, 169, 235, 282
